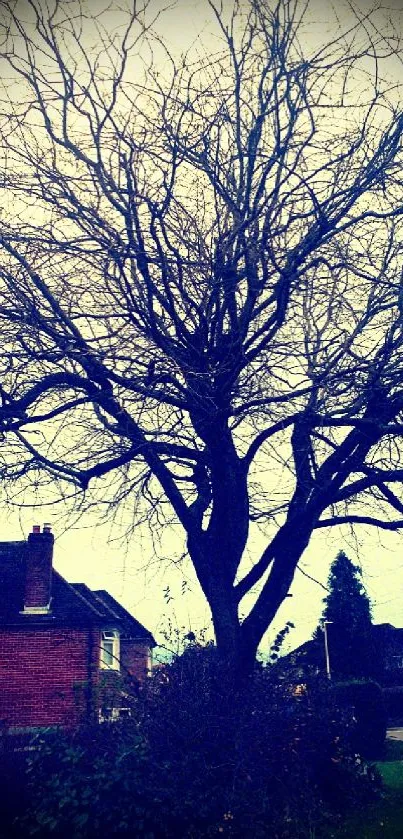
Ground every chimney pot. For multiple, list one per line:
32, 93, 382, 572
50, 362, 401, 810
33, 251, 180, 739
43, 523, 52, 533
32, 525, 41, 534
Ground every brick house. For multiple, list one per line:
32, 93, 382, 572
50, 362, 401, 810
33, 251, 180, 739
0, 525, 155, 729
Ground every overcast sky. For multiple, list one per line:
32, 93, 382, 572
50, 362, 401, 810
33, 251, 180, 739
1, 0, 403, 659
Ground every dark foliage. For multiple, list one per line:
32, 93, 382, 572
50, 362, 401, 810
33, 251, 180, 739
1, 647, 382, 838
383, 686, 403, 726
333, 680, 387, 760
317, 551, 380, 681
0, 731, 31, 838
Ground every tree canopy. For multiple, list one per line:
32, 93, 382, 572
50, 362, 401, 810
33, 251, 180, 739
0, 0, 402, 670
322, 552, 372, 633
318, 551, 376, 680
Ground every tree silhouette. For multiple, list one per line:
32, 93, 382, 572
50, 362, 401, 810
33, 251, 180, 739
319, 551, 377, 680
0, 1, 402, 671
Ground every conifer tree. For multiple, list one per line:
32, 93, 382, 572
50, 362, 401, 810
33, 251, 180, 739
318, 551, 377, 680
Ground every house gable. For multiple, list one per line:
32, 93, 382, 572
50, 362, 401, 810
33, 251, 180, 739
0, 525, 155, 728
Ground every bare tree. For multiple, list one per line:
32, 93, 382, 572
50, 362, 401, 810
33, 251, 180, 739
0, 0, 402, 672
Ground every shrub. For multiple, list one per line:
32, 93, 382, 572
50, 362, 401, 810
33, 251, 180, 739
383, 686, 403, 726
11, 648, 381, 838
0, 729, 32, 838
15, 722, 151, 838
333, 680, 387, 759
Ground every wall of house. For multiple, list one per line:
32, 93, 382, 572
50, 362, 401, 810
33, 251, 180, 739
0, 627, 101, 728
120, 640, 151, 682
96, 641, 151, 720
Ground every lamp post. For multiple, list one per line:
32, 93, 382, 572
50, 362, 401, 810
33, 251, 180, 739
322, 620, 333, 680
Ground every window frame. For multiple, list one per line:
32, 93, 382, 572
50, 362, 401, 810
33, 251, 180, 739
100, 629, 120, 671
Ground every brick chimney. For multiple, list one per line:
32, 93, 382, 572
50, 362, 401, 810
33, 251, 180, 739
22, 524, 54, 614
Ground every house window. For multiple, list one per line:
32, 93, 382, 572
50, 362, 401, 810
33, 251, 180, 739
99, 706, 131, 723
100, 630, 120, 670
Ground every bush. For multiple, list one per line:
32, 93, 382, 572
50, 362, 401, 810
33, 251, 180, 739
333, 680, 387, 759
0, 730, 32, 838
9, 647, 382, 838
383, 686, 403, 726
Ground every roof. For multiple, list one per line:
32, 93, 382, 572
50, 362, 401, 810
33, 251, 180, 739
0, 542, 26, 619
94, 589, 155, 643
373, 623, 403, 640
0, 540, 155, 644
286, 638, 325, 669
279, 623, 403, 672
71, 585, 156, 644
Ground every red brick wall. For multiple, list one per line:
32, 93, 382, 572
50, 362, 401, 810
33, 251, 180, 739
96, 641, 151, 718
120, 640, 151, 682
0, 627, 101, 728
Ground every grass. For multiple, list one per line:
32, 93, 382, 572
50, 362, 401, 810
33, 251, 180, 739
328, 737, 403, 838
377, 760, 403, 789
382, 737, 403, 762
340, 793, 403, 839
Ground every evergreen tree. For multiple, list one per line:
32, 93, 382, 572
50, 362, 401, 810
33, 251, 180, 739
317, 551, 378, 680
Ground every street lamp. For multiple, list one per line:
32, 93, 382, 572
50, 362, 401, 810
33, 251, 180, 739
321, 620, 333, 680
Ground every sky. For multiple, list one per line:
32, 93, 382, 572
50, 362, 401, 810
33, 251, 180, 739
1, 505, 401, 660
0, 0, 403, 660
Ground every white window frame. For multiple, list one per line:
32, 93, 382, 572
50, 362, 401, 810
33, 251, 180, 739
99, 706, 131, 723
100, 629, 120, 671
